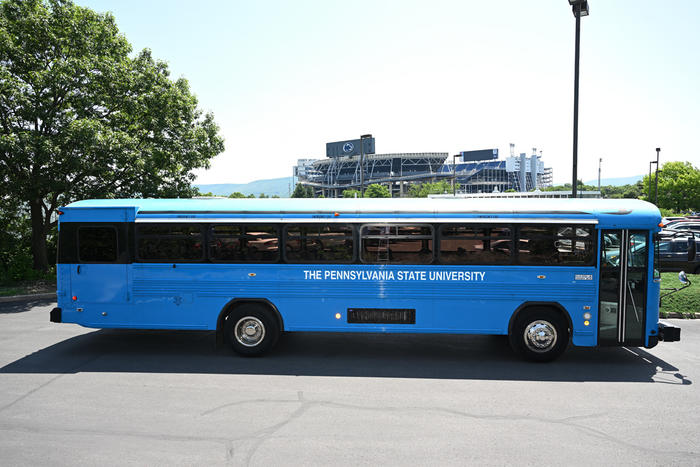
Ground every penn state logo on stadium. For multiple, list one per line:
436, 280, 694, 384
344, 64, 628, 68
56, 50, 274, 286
343, 142, 354, 153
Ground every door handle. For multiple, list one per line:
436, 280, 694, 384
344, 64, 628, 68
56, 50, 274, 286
77, 265, 81, 274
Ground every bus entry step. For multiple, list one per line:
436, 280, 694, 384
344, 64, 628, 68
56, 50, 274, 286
658, 321, 681, 342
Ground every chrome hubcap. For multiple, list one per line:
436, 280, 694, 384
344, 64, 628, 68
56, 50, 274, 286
234, 316, 265, 347
523, 320, 557, 353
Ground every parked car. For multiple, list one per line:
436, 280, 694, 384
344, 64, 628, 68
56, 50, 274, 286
658, 236, 700, 274
663, 221, 700, 236
661, 217, 686, 227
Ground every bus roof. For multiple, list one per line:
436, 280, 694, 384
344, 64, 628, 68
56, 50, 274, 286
63, 198, 662, 228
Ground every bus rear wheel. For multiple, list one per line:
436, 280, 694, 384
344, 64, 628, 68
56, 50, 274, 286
224, 304, 279, 357
509, 308, 569, 362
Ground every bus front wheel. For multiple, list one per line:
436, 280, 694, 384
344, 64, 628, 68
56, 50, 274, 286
224, 304, 280, 357
509, 308, 569, 362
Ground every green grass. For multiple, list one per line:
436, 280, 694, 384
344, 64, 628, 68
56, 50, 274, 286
0, 279, 56, 297
660, 272, 700, 318
0, 288, 23, 297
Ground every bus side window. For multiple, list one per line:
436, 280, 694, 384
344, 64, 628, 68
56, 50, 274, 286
284, 224, 353, 263
439, 224, 512, 265
360, 225, 433, 265
78, 226, 118, 262
517, 225, 594, 266
243, 226, 279, 262
209, 224, 279, 263
136, 224, 204, 262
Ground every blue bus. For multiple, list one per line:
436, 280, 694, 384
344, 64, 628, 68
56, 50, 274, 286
51, 197, 681, 361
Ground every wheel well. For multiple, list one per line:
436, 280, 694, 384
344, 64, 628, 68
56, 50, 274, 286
215, 299, 284, 347
508, 302, 573, 338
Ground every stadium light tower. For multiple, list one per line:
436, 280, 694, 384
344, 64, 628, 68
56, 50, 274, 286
568, 0, 589, 198
453, 154, 460, 196
360, 134, 372, 196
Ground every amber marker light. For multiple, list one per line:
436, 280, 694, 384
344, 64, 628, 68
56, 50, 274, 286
334, 212, 339, 217
335, 313, 341, 320
72, 296, 77, 301
584, 320, 590, 326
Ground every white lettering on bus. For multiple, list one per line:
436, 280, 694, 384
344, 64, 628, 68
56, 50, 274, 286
303, 269, 486, 282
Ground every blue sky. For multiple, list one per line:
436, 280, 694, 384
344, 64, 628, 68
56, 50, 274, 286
76, 0, 700, 185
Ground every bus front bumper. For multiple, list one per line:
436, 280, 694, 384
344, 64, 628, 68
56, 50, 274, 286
658, 320, 681, 342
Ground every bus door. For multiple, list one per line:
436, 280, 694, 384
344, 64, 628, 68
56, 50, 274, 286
599, 230, 648, 346
69, 225, 130, 323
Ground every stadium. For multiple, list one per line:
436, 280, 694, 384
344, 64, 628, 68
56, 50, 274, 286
294, 138, 553, 198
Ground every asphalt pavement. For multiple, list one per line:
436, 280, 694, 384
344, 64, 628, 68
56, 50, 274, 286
1, 299, 699, 466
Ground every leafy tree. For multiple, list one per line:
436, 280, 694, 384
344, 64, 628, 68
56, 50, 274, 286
292, 183, 314, 198
642, 161, 700, 212
247, 194, 256, 198
542, 180, 597, 192
408, 180, 453, 197
305, 186, 315, 198
258, 193, 268, 198
543, 181, 643, 200
364, 184, 390, 198
0, 0, 224, 271
342, 189, 361, 198
228, 192, 246, 198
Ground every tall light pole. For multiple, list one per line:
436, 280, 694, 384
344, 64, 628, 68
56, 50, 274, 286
452, 154, 460, 196
655, 147, 660, 205
359, 134, 372, 197
648, 160, 657, 202
569, 0, 589, 199
597, 157, 602, 194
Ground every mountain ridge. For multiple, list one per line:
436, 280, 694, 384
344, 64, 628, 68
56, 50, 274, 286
196, 177, 294, 197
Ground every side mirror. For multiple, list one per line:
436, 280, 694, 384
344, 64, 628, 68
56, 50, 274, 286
688, 237, 697, 261
679, 271, 689, 285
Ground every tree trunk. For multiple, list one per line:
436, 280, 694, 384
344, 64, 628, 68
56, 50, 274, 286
30, 198, 49, 272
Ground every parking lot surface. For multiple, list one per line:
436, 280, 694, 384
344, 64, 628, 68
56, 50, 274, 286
1, 299, 699, 465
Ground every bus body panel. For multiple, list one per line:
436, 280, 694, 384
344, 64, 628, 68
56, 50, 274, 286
60, 262, 599, 346
54, 198, 670, 352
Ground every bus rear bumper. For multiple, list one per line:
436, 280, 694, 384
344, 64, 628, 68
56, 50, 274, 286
658, 320, 681, 342
50, 307, 62, 323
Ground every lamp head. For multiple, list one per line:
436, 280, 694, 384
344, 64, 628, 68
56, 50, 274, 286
569, 0, 589, 17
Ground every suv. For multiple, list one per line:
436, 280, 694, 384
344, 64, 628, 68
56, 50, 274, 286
659, 236, 700, 274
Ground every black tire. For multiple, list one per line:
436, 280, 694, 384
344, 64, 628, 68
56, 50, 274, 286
224, 303, 280, 357
509, 308, 569, 362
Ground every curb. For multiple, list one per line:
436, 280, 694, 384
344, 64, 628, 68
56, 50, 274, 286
0, 293, 56, 304
662, 312, 699, 319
